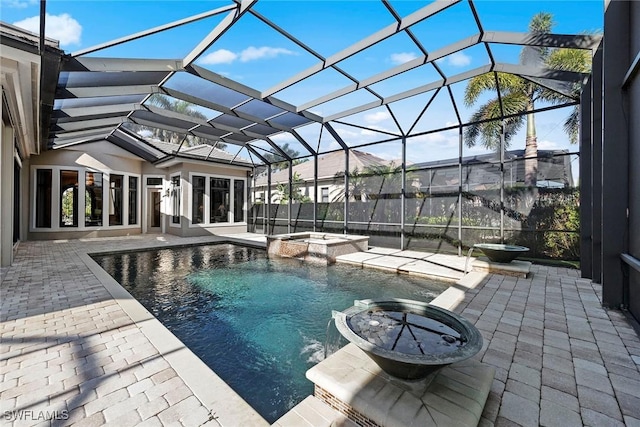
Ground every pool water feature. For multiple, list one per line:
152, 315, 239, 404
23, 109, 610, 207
334, 299, 483, 380
267, 232, 369, 264
94, 244, 448, 423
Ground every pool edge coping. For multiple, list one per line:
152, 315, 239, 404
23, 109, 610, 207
429, 270, 489, 311
80, 245, 270, 427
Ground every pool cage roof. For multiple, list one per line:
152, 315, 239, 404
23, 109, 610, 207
46, 0, 601, 168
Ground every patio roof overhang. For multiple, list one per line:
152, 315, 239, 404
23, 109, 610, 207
44, 0, 601, 168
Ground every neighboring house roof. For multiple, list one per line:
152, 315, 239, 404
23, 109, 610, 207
255, 150, 397, 186
413, 149, 574, 190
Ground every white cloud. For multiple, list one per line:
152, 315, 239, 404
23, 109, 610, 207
199, 46, 296, 66
2, 0, 37, 9
240, 46, 295, 62
13, 13, 82, 47
537, 139, 560, 150
336, 128, 360, 140
270, 133, 297, 144
389, 52, 418, 65
200, 49, 238, 65
408, 129, 458, 148
447, 51, 471, 67
364, 111, 390, 124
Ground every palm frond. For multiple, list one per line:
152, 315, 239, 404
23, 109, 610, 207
564, 107, 580, 144
463, 99, 503, 149
464, 73, 498, 106
148, 94, 171, 109
546, 47, 592, 73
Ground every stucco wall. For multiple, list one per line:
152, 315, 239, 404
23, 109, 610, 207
30, 142, 146, 173
27, 142, 251, 240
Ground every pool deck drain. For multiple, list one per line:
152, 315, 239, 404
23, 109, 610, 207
1, 234, 640, 427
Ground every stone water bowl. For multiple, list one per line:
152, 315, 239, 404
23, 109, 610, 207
333, 299, 483, 380
474, 243, 530, 263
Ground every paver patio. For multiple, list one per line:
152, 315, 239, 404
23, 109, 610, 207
1, 235, 639, 426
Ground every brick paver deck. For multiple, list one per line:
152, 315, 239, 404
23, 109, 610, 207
1, 235, 639, 426
456, 267, 640, 427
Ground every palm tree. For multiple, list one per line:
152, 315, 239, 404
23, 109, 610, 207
274, 172, 310, 204
331, 162, 417, 202
463, 12, 592, 187
263, 142, 308, 171
132, 94, 227, 149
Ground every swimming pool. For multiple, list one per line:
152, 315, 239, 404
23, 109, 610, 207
94, 243, 449, 423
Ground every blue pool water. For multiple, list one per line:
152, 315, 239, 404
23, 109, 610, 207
94, 244, 448, 423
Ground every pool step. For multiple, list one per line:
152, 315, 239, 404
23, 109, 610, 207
272, 395, 358, 427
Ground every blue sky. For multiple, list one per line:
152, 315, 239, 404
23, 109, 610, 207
2, 0, 603, 172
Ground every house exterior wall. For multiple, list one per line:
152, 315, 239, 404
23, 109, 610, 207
0, 119, 14, 266
176, 163, 249, 237
601, 0, 640, 324
27, 142, 251, 240
0, 30, 51, 266
28, 142, 146, 240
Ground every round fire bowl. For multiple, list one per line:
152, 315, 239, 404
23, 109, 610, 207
474, 243, 529, 263
333, 299, 483, 380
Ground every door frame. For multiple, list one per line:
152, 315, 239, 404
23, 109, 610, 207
142, 175, 165, 234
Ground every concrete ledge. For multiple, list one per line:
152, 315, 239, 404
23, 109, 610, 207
430, 271, 488, 311
472, 257, 532, 277
337, 250, 478, 282
399, 260, 464, 282
306, 344, 495, 427
362, 255, 413, 272
272, 396, 358, 427
335, 251, 385, 266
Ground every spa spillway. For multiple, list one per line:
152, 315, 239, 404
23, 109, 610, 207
333, 299, 483, 380
266, 232, 369, 264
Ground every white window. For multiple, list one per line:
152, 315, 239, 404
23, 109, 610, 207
31, 166, 140, 231
189, 172, 246, 226
321, 187, 329, 203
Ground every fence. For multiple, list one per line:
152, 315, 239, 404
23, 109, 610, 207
249, 186, 580, 262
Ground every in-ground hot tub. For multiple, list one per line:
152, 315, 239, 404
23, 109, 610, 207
333, 298, 483, 380
266, 232, 369, 264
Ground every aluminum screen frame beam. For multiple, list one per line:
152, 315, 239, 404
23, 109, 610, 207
261, 0, 460, 98
183, 0, 257, 67
71, 4, 237, 57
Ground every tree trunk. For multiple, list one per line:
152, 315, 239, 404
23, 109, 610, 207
524, 101, 538, 187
